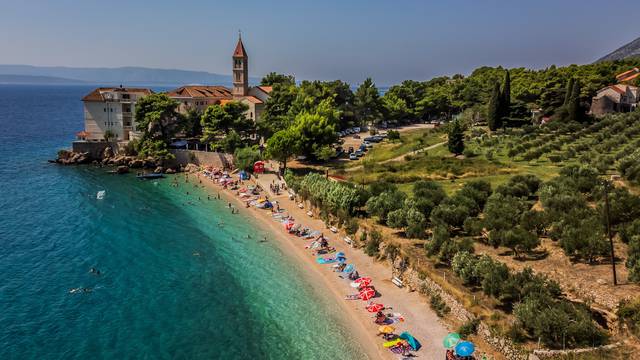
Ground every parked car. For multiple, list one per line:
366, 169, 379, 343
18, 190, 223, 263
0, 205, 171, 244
363, 136, 375, 142
353, 134, 361, 139
355, 150, 365, 157
349, 153, 358, 160
353, 127, 361, 133
348, 146, 354, 153
359, 144, 368, 152
364, 141, 373, 148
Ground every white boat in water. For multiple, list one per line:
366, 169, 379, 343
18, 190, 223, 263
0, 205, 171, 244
96, 190, 106, 200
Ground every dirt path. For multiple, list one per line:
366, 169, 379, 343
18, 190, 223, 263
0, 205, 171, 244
346, 141, 447, 172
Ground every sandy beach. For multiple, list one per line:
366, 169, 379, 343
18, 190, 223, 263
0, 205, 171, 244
188, 167, 451, 360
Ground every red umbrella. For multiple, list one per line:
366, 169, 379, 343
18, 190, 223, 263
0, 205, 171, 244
359, 287, 376, 301
366, 303, 385, 313
354, 277, 372, 287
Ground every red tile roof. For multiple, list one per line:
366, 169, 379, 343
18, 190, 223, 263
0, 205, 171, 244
619, 72, 640, 83
166, 85, 232, 99
256, 86, 272, 93
616, 68, 639, 81
242, 96, 263, 104
608, 85, 626, 95
82, 87, 152, 102
233, 37, 247, 58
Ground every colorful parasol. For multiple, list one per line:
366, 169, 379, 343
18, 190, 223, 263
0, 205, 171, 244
455, 341, 475, 357
359, 287, 375, 301
366, 303, 385, 313
443, 333, 461, 349
378, 325, 396, 334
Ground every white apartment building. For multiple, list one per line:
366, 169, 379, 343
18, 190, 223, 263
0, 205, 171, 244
80, 87, 152, 141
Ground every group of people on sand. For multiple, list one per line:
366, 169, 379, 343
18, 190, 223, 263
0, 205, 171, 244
195, 165, 426, 358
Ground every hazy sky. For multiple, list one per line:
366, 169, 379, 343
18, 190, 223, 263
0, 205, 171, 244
1, 0, 638, 85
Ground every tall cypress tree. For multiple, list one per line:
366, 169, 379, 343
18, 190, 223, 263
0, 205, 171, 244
563, 78, 575, 106
501, 70, 511, 120
447, 120, 465, 155
568, 80, 582, 122
487, 82, 502, 131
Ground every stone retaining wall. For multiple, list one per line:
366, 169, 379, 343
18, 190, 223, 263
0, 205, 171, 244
170, 150, 233, 169
71, 141, 123, 159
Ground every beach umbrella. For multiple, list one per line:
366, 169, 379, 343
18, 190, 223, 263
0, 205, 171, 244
455, 341, 475, 357
378, 325, 395, 334
355, 278, 372, 287
366, 303, 385, 313
399, 332, 422, 351
359, 287, 375, 301
443, 333, 461, 349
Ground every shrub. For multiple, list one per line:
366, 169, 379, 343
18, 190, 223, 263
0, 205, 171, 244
617, 298, 640, 336
425, 226, 449, 256
463, 217, 484, 236
366, 188, 407, 223
365, 229, 382, 257
387, 129, 400, 141
458, 319, 480, 339
344, 218, 359, 236
627, 236, 640, 283
430, 293, 451, 317
558, 214, 609, 263
234, 146, 261, 171
514, 293, 607, 349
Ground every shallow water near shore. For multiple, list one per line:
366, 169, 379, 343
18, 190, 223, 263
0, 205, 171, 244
0, 85, 367, 359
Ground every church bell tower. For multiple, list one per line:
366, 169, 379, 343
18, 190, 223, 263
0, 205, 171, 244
232, 33, 249, 98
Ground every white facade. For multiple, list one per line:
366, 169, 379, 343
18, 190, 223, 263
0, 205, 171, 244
81, 88, 151, 141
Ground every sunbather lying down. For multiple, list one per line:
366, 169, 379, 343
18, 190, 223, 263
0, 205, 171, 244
314, 246, 336, 255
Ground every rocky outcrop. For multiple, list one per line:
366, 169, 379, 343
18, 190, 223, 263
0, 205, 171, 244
55, 150, 91, 165
54, 150, 180, 173
102, 146, 114, 160
183, 163, 199, 173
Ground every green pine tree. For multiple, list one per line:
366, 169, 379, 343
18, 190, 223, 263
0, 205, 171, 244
487, 82, 502, 131
563, 78, 575, 106
447, 120, 465, 155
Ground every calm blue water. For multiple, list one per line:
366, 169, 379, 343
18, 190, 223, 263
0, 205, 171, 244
0, 85, 366, 359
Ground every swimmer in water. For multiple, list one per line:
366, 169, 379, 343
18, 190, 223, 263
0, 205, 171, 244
89, 267, 101, 275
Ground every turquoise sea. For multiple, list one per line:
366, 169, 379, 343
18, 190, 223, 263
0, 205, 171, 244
0, 85, 367, 359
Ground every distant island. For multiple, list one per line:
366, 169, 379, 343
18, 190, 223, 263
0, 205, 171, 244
0, 74, 89, 85
0, 64, 258, 86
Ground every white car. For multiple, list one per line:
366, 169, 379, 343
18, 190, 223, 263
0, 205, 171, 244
349, 153, 358, 160
363, 141, 373, 148
353, 127, 361, 133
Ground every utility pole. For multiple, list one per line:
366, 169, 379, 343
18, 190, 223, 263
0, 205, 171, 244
603, 180, 617, 286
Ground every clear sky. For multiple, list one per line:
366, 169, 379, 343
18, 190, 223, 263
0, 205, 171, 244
1, 0, 638, 85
